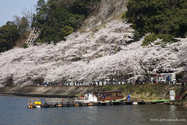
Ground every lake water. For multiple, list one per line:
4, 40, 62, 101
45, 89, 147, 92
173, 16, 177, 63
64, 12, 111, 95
0, 96, 187, 125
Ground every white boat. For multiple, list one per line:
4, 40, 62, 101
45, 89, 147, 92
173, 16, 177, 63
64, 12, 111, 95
74, 90, 126, 104
133, 102, 138, 105
74, 93, 97, 103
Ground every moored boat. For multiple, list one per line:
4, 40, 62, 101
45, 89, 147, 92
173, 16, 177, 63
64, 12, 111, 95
27, 98, 41, 108
74, 90, 126, 104
74, 93, 97, 103
94, 90, 126, 104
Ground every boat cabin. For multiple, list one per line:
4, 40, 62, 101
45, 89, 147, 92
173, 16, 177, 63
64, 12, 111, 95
94, 90, 124, 101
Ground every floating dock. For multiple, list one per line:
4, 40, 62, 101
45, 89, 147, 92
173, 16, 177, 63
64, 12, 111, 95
27, 98, 170, 108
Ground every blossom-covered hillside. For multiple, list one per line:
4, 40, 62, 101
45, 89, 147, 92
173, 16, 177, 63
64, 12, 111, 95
0, 20, 187, 87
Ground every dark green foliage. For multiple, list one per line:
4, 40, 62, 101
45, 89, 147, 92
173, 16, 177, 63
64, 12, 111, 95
33, 0, 100, 43
158, 34, 176, 43
19, 17, 29, 35
0, 21, 19, 52
133, 30, 141, 42
142, 33, 158, 46
4, 75, 14, 86
23, 43, 28, 48
35, 39, 42, 45
61, 26, 74, 39
127, 0, 187, 44
142, 33, 176, 46
174, 48, 179, 52
121, 12, 126, 19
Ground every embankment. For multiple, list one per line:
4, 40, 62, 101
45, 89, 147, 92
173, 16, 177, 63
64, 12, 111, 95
0, 84, 186, 106
0, 86, 102, 98
102, 84, 182, 100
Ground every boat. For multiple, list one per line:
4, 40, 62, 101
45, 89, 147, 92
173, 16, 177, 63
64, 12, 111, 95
94, 90, 126, 104
74, 93, 97, 103
133, 102, 138, 105
74, 90, 126, 105
27, 98, 41, 108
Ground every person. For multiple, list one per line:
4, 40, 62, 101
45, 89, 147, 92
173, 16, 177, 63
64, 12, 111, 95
136, 77, 139, 84
81, 95, 84, 99
184, 83, 186, 89
175, 95, 179, 100
127, 94, 130, 101
182, 82, 184, 90
167, 76, 170, 84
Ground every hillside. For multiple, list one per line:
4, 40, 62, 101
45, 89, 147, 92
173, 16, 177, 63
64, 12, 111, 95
0, 0, 187, 87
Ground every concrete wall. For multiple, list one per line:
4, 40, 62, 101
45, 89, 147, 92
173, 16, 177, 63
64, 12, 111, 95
0, 86, 102, 97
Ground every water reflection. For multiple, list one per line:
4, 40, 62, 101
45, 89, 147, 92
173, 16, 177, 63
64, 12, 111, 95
0, 96, 187, 125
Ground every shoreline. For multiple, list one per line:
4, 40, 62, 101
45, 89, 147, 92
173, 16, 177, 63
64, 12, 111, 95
1, 84, 187, 106
0, 93, 76, 98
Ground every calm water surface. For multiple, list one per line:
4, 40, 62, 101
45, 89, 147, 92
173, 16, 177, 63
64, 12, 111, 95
0, 96, 187, 125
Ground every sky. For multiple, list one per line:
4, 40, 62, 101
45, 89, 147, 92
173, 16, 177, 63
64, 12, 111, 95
0, 0, 40, 27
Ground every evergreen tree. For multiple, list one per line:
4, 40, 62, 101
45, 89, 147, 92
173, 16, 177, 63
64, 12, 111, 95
0, 22, 19, 52
19, 17, 29, 35
33, 0, 100, 43
127, 0, 187, 38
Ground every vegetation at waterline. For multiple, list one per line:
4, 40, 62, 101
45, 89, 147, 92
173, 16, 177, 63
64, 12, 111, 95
102, 83, 181, 100
127, 0, 187, 44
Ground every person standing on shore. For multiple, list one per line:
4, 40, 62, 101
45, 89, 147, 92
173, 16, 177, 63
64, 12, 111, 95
167, 76, 170, 84
127, 94, 130, 101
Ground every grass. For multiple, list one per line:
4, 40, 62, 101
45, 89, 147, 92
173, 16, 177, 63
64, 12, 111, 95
121, 12, 126, 19
101, 83, 181, 100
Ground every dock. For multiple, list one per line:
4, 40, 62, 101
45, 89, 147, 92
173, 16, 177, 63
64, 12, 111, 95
27, 98, 170, 108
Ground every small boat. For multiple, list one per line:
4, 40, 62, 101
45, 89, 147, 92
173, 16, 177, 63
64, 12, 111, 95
133, 102, 138, 105
74, 93, 97, 103
94, 90, 126, 104
27, 98, 41, 108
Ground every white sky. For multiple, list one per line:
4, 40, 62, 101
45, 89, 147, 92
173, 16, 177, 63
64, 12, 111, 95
0, 0, 41, 27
